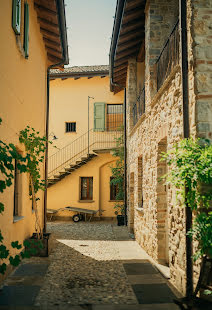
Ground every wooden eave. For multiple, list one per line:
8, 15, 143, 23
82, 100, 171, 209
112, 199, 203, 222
50, 71, 109, 80
112, 0, 145, 89
34, 0, 65, 63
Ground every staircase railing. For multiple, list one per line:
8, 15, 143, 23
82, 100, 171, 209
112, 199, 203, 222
48, 128, 121, 178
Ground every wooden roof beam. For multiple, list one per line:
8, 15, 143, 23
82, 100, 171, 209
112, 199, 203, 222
114, 52, 137, 67
116, 37, 143, 53
46, 46, 62, 58
114, 62, 128, 71
114, 69, 127, 79
116, 46, 139, 61
47, 53, 62, 63
43, 37, 61, 48
122, 7, 145, 24
125, 0, 145, 12
40, 27, 60, 39
34, 0, 57, 11
121, 19, 144, 35
119, 30, 144, 44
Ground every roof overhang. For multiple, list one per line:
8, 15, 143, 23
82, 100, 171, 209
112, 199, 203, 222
50, 68, 109, 80
109, 0, 145, 92
34, 0, 69, 65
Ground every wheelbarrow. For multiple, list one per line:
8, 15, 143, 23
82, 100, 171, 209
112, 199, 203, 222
47, 206, 99, 222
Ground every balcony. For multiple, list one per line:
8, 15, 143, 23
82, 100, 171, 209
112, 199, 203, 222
156, 20, 180, 91
133, 86, 145, 127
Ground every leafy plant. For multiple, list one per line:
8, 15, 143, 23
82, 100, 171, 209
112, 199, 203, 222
110, 126, 124, 214
161, 138, 212, 295
114, 202, 125, 216
0, 118, 48, 274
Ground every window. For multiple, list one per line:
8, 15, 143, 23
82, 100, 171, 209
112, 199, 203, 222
110, 177, 119, 200
94, 102, 105, 131
13, 159, 22, 217
93, 102, 123, 132
12, 0, 29, 59
66, 122, 76, 133
106, 104, 123, 131
80, 177, 93, 200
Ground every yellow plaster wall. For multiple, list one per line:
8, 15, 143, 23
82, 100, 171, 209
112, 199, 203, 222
0, 0, 48, 259
48, 76, 124, 155
47, 153, 118, 219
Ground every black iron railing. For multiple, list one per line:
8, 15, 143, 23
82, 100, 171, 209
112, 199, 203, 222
133, 86, 145, 126
138, 86, 145, 117
48, 128, 122, 178
133, 103, 138, 126
156, 20, 180, 91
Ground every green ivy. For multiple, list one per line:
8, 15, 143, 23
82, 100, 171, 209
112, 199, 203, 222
0, 118, 49, 274
161, 138, 212, 261
110, 127, 125, 215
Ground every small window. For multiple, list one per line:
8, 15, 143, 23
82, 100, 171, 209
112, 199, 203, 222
106, 104, 123, 131
80, 177, 93, 200
110, 177, 119, 200
14, 159, 22, 216
66, 122, 76, 133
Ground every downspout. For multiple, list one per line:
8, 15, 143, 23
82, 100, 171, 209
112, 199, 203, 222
109, 0, 127, 225
43, 0, 68, 232
179, 0, 193, 299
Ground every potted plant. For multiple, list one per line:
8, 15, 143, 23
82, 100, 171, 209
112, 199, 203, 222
114, 202, 126, 226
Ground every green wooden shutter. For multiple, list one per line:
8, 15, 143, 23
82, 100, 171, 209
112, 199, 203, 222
12, 0, 21, 35
94, 103, 105, 131
24, 2, 29, 59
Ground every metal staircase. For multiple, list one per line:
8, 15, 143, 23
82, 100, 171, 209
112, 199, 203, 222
48, 128, 121, 187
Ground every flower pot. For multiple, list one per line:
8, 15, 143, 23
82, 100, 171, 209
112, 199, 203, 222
25, 232, 51, 257
117, 215, 125, 226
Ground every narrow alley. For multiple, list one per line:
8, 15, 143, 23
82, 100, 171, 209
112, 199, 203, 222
0, 222, 180, 309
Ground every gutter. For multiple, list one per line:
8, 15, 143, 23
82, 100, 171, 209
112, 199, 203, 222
109, 0, 126, 92
43, 0, 69, 232
179, 0, 193, 301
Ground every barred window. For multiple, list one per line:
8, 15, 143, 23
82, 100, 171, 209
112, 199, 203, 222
66, 122, 76, 133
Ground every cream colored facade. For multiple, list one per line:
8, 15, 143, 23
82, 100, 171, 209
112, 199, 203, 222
0, 0, 68, 280
47, 70, 124, 219
48, 75, 124, 155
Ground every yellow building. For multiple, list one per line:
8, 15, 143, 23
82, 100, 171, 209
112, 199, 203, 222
47, 66, 124, 220
0, 0, 68, 279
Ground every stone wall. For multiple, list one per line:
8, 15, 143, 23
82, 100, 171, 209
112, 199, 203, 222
190, 0, 212, 141
125, 0, 212, 296
127, 63, 188, 293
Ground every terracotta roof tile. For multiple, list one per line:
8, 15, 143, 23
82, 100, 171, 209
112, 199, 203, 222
50, 65, 109, 75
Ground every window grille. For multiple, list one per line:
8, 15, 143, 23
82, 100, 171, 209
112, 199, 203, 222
66, 122, 76, 133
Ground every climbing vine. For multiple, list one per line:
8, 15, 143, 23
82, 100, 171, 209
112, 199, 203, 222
0, 119, 49, 274
161, 138, 212, 262
110, 126, 125, 215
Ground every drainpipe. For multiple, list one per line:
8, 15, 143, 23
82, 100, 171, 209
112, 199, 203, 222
123, 87, 127, 225
109, 1, 127, 224
179, 0, 193, 299
43, 0, 69, 233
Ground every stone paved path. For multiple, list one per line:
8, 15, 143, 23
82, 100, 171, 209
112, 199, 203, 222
0, 222, 186, 309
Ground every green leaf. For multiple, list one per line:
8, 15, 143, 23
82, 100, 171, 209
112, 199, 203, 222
0, 263, 7, 274
0, 202, 4, 214
11, 241, 22, 250
9, 255, 21, 266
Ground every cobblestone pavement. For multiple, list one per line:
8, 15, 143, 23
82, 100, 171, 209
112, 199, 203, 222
0, 221, 187, 310
35, 222, 138, 307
